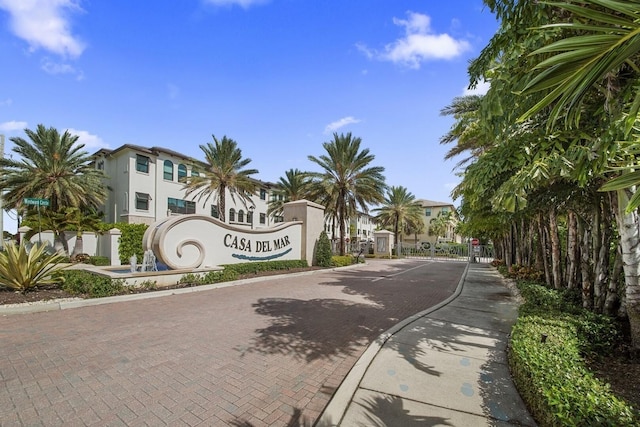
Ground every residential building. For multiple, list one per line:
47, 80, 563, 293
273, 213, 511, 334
401, 199, 462, 247
91, 144, 275, 228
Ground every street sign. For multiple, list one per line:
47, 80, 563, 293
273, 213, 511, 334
24, 197, 50, 207
471, 238, 480, 246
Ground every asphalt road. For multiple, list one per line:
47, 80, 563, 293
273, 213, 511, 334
0, 259, 466, 426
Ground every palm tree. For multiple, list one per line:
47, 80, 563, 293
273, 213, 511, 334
429, 210, 454, 243
307, 132, 386, 255
183, 135, 259, 222
0, 124, 107, 213
267, 169, 312, 218
373, 186, 423, 250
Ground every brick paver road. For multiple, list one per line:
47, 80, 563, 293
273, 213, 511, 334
0, 259, 466, 426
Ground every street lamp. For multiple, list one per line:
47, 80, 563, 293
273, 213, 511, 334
249, 205, 255, 229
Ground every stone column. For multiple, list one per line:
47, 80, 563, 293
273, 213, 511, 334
283, 200, 325, 266
373, 230, 394, 258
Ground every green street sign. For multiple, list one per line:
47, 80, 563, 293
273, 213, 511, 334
24, 197, 50, 207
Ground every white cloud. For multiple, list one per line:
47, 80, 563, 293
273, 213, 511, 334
0, 120, 27, 132
463, 80, 490, 96
41, 58, 84, 79
0, 98, 13, 107
0, 0, 85, 58
359, 11, 470, 69
203, 0, 268, 8
324, 116, 361, 134
65, 128, 109, 150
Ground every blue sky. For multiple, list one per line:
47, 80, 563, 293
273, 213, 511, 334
0, 0, 497, 233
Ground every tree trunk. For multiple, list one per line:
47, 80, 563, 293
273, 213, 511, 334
218, 184, 227, 222
579, 216, 593, 310
566, 210, 579, 290
537, 212, 552, 287
604, 245, 623, 317
593, 198, 611, 314
613, 189, 640, 350
549, 206, 563, 289
71, 232, 84, 259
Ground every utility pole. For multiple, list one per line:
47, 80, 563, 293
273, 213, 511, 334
0, 134, 4, 251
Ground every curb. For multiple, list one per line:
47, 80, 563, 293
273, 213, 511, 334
315, 262, 470, 427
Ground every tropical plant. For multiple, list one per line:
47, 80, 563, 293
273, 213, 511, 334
182, 135, 258, 222
267, 168, 313, 217
307, 132, 386, 255
0, 241, 66, 293
429, 210, 454, 242
0, 124, 107, 213
373, 186, 423, 248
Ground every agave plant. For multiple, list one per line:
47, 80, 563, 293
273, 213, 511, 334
0, 241, 67, 294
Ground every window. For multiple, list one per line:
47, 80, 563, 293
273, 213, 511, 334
191, 169, 200, 177
167, 197, 195, 214
136, 155, 149, 173
163, 160, 174, 181
425, 208, 432, 217
260, 189, 267, 200
260, 213, 266, 224
441, 207, 449, 214
178, 164, 187, 180
248, 211, 253, 224
238, 210, 245, 223
135, 192, 150, 210
229, 209, 236, 222
211, 205, 219, 218
97, 160, 104, 170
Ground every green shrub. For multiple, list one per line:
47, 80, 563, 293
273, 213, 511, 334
331, 255, 354, 267
509, 280, 638, 426
60, 270, 125, 298
179, 273, 205, 285
315, 232, 332, 267
223, 260, 308, 275
104, 222, 148, 264
0, 241, 66, 294
89, 256, 110, 266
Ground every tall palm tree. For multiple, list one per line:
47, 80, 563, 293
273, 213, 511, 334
373, 186, 423, 249
307, 132, 386, 255
0, 124, 107, 213
267, 168, 312, 217
183, 135, 258, 222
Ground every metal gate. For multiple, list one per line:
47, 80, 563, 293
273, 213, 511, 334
397, 242, 494, 263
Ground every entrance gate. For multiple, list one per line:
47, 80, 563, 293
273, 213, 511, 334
397, 242, 494, 263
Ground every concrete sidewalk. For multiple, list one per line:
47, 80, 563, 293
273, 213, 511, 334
316, 263, 537, 427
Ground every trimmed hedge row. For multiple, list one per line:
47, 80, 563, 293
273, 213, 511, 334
510, 280, 638, 426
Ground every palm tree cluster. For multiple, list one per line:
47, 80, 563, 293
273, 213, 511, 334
449, 0, 640, 349
1, 126, 403, 260
0, 125, 108, 258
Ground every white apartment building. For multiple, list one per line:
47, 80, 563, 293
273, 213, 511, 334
92, 144, 276, 228
323, 211, 377, 244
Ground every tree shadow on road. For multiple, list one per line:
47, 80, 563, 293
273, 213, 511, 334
245, 261, 466, 367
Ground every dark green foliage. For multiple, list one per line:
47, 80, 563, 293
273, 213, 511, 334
509, 280, 637, 426
60, 270, 125, 298
180, 269, 240, 285
89, 256, 110, 266
102, 222, 148, 264
223, 260, 308, 275
315, 232, 332, 267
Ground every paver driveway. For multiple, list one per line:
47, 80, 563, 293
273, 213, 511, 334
0, 259, 466, 426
